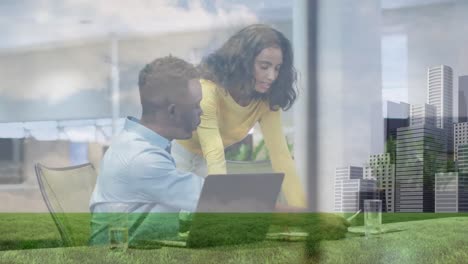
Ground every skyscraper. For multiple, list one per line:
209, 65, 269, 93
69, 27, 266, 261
384, 101, 410, 142
457, 144, 468, 174
364, 153, 395, 212
435, 171, 468, 213
334, 166, 377, 212
410, 104, 436, 127
395, 125, 447, 212
454, 122, 468, 161
435, 172, 458, 212
458, 75, 468, 123
427, 65, 453, 153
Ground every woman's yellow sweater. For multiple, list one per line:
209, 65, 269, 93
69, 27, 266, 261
177, 79, 306, 207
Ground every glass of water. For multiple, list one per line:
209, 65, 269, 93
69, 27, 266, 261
107, 203, 129, 251
364, 199, 382, 239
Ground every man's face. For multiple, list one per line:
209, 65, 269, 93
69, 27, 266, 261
172, 79, 203, 140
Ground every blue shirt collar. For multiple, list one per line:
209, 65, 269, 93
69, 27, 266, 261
125, 116, 171, 151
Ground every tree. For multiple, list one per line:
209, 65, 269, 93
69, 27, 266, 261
385, 135, 396, 164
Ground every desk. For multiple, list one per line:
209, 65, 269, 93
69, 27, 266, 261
0, 217, 467, 264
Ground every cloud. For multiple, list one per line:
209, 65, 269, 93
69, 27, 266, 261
0, 44, 109, 104
80, 0, 257, 33
0, 0, 258, 50
0, 0, 258, 104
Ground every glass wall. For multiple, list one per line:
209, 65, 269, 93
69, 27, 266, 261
0, 1, 467, 262
321, 0, 468, 213
0, 1, 299, 210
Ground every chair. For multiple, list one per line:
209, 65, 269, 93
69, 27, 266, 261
35, 163, 97, 247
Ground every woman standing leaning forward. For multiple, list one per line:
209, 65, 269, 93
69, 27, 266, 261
173, 24, 306, 208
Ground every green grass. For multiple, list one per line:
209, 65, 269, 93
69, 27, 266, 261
269, 212, 468, 232
0, 213, 91, 250
315, 217, 468, 264
0, 241, 305, 264
348, 212, 466, 226
0, 212, 466, 250
0, 213, 467, 263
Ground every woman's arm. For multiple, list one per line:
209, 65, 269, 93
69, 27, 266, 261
259, 109, 307, 208
197, 81, 227, 175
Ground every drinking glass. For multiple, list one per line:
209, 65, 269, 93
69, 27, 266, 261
364, 199, 382, 239
107, 203, 129, 251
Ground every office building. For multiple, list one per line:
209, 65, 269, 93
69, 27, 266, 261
458, 75, 468, 123
454, 122, 468, 161
435, 172, 468, 212
384, 101, 410, 141
395, 125, 447, 212
364, 153, 395, 212
335, 166, 377, 212
427, 65, 453, 153
410, 104, 436, 127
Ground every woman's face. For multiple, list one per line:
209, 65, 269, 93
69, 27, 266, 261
253, 46, 283, 93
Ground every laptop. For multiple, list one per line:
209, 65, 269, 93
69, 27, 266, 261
156, 172, 285, 248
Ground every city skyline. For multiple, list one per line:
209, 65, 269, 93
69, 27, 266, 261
337, 63, 468, 213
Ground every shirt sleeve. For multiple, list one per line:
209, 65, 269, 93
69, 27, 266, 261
259, 109, 307, 208
129, 152, 204, 212
196, 81, 227, 174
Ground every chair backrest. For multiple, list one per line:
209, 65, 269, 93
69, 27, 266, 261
35, 163, 97, 247
226, 160, 273, 174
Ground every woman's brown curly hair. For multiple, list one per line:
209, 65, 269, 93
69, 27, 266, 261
199, 24, 298, 111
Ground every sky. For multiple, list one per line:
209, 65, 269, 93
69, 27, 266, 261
0, 0, 262, 123
0, 0, 264, 50
0, 0, 301, 123
2, 0, 466, 122
381, 0, 468, 118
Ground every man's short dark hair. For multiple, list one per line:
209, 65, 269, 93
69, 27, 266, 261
138, 56, 200, 116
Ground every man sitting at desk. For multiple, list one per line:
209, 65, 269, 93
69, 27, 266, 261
89, 56, 204, 245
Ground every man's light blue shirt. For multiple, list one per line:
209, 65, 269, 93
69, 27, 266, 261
89, 117, 203, 244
